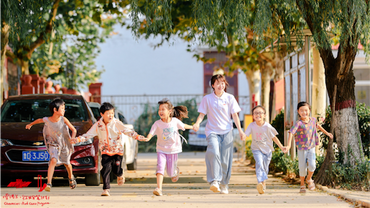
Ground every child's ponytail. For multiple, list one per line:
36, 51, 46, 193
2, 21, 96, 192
172, 106, 188, 120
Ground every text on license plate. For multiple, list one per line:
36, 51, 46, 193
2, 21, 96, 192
22, 151, 50, 161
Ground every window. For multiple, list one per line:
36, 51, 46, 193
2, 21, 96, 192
118, 113, 128, 124
1, 99, 88, 122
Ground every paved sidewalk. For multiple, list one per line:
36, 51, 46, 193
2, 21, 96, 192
1, 152, 364, 207
316, 184, 370, 207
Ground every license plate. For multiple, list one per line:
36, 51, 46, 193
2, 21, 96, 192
198, 134, 206, 138
22, 151, 50, 161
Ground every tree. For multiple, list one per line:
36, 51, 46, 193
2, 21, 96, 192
0, 0, 50, 105
126, 0, 367, 183
128, 0, 292, 120
2, 0, 61, 75
29, 1, 120, 90
1, 0, 125, 95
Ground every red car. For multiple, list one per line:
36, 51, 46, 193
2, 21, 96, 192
1, 94, 101, 186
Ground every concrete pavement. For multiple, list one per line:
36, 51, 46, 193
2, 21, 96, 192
1, 152, 365, 207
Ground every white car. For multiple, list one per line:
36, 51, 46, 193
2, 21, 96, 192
188, 119, 242, 152
88, 102, 138, 170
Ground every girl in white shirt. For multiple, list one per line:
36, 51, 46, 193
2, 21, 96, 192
194, 74, 246, 194
140, 98, 194, 196
245, 105, 286, 194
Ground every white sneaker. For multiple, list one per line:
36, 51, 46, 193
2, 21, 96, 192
153, 188, 162, 196
210, 181, 220, 193
101, 189, 110, 196
220, 184, 229, 194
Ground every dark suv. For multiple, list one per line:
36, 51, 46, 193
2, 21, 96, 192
1, 94, 101, 186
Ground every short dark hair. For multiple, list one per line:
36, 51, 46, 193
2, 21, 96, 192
252, 105, 266, 114
100, 102, 114, 114
49, 98, 65, 114
211, 74, 229, 92
297, 101, 311, 110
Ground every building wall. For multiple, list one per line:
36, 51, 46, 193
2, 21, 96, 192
333, 50, 370, 106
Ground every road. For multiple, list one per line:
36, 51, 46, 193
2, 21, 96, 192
1, 152, 354, 208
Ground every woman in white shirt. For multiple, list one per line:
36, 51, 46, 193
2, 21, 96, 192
194, 74, 246, 194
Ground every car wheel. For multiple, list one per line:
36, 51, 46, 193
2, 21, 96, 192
127, 158, 137, 170
85, 173, 100, 186
85, 153, 101, 186
127, 143, 138, 170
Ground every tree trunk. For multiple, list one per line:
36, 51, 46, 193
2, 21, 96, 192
19, 59, 30, 76
245, 68, 261, 113
1, 53, 8, 104
260, 59, 274, 122
315, 86, 336, 186
321, 47, 364, 166
1, 21, 10, 105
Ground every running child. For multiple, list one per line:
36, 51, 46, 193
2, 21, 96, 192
139, 98, 194, 196
71, 102, 140, 196
26, 98, 77, 192
286, 101, 333, 193
244, 105, 286, 194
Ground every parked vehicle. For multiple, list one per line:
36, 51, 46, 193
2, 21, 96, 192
88, 102, 137, 170
88, 102, 101, 121
188, 119, 242, 151
1, 94, 101, 186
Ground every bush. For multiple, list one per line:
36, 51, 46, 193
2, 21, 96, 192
134, 103, 159, 153
271, 110, 284, 147
330, 160, 370, 190
269, 148, 299, 178
245, 140, 255, 164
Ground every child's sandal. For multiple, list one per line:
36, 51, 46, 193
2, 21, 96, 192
299, 185, 306, 193
306, 179, 315, 191
171, 167, 180, 182
117, 176, 125, 186
45, 183, 52, 192
69, 177, 77, 189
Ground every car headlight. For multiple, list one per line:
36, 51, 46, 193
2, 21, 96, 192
1, 139, 13, 147
73, 138, 93, 147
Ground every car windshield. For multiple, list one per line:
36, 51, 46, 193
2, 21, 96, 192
117, 112, 128, 124
90, 107, 101, 120
1, 99, 88, 122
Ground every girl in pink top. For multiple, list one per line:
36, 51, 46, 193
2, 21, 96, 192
140, 99, 194, 196
286, 102, 333, 193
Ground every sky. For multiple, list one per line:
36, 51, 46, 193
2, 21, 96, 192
94, 25, 250, 96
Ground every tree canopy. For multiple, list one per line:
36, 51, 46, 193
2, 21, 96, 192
1, 0, 126, 90
126, 0, 369, 181
29, 0, 120, 90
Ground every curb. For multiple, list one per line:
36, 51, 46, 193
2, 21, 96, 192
316, 184, 370, 208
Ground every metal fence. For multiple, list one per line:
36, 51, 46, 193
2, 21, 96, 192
91, 94, 250, 124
